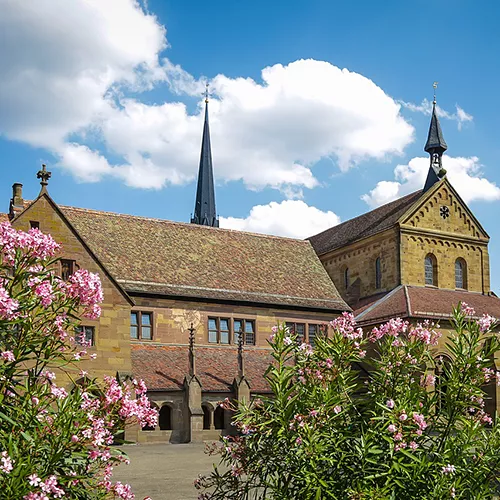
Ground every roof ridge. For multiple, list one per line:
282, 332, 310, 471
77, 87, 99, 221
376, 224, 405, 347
355, 285, 404, 321
60, 205, 309, 243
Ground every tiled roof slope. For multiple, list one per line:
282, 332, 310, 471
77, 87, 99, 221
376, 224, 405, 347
60, 206, 347, 311
355, 285, 500, 326
308, 191, 422, 255
131, 345, 273, 393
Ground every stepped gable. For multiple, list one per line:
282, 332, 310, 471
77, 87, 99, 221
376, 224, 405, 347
308, 191, 422, 256
60, 206, 348, 312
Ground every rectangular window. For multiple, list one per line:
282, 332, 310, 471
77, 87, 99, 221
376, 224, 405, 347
233, 319, 255, 345
220, 319, 230, 344
244, 320, 255, 345
209, 318, 256, 345
208, 318, 218, 343
208, 317, 231, 344
30, 221, 40, 230
130, 311, 153, 340
286, 322, 305, 343
308, 324, 318, 347
76, 326, 94, 346
233, 319, 243, 345
61, 259, 75, 281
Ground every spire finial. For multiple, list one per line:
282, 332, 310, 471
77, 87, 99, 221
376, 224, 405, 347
204, 83, 210, 104
433, 81, 438, 105
188, 323, 196, 377
36, 164, 51, 194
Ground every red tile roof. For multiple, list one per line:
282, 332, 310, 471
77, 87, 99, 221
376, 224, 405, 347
308, 191, 422, 255
60, 206, 348, 311
355, 285, 500, 326
131, 344, 273, 393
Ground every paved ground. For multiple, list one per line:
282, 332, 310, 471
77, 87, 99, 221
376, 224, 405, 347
112, 443, 219, 500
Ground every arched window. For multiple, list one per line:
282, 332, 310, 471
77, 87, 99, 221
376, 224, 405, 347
344, 268, 350, 289
159, 405, 172, 430
425, 254, 438, 286
202, 405, 211, 430
375, 257, 382, 289
214, 406, 225, 430
455, 259, 467, 289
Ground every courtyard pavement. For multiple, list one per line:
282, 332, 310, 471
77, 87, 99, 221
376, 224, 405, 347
112, 443, 220, 500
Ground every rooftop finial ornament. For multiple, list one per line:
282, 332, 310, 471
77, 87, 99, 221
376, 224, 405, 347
36, 164, 51, 195
204, 82, 210, 104
433, 81, 438, 105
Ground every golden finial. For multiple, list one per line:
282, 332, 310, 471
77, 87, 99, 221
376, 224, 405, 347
433, 81, 438, 105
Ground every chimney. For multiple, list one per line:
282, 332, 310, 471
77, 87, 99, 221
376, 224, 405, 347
9, 183, 24, 220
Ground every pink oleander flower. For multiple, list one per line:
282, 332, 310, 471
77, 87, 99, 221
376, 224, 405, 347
388, 424, 397, 433
113, 481, 134, 500
50, 385, 68, 400
370, 317, 408, 342
283, 336, 292, 346
358, 350, 366, 358
28, 474, 41, 486
460, 302, 476, 317
330, 312, 363, 340
412, 413, 427, 431
34, 281, 54, 307
386, 399, 395, 409
0, 451, 14, 473
409, 441, 418, 451
393, 432, 403, 442
299, 343, 313, 356
0, 350, 15, 362
333, 405, 342, 415
0, 285, 19, 320
478, 314, 496, 332
309, 409, 318, 418
409, 321, 441, 346
67, 269, 103, 319
399, 412, 408, 422
420, 374, 436, 387
442, 464, 456, 475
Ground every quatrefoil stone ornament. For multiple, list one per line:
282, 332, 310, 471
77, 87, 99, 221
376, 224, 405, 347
440, 206, 450, 220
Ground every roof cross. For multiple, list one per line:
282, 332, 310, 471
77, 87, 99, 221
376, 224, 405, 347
36, 164, 51, 194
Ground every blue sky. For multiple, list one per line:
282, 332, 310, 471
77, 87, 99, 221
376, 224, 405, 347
1, 0, 499, 290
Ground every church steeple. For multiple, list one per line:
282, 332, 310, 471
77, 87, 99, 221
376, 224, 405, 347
423, 82, 448, 192
191, 84, 219, 227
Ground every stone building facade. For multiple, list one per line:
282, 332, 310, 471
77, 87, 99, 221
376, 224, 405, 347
308, 100, 500, 416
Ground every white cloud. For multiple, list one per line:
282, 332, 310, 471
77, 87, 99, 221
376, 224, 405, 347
0, 1, 415, 194
400, 98, 473, 130
362, 156, 500, 208
220, 200, 340, 239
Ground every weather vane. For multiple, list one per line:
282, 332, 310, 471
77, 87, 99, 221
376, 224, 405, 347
433, 81, 438, 104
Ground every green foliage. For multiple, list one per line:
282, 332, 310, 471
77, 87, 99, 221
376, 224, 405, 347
197, 308, 500, 499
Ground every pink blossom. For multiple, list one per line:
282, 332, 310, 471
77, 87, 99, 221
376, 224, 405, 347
295, 436, 302, 445
50, 386, 68, 400
478, 314, 496, 332
333, 405, 342, 415
283, 336, 293, 346
34, 281, 54, 307
460, 302, 476, 317
0, 285, 19, 320
409, 321, 441, 346
0, 451, 14, 473
420, 374, 436, 387
388, 424, 397, 433
370, 318, 408, 342
409, 441, 418, 451
309, 409, 318, 418
113, 481, 134, 500
386, 399, 395, 409
28, 473, 41, 486
330, 312, 363, 340
442, 464, 456, 475
67, 269, 103, 319
399, 412, 408, 422
358, 350, 366, 358
393, 432, 403, 442
325, 358, 333, 369
31, 396, 39, 405
0, 351, 15, 362
412, 413, 427, 431
71, 435, 79, 443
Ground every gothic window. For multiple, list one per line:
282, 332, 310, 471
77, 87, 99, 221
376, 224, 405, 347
455, 259, 467, 289
425, 254, 438, 286
130, 312, 153, 340
344, 268, 350, 289
159, 405, 172, 430
375, 257, 382, 289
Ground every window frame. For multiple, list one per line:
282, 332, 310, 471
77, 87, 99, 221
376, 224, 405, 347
208, 317, 257, 345
455, 258, 467, 290
130, 311, 154, 341
424, 254, 438, 286
75, 325, 95, 347
29, 221, 40, 230
375, 257, 382, 289
60, 259, 75, 281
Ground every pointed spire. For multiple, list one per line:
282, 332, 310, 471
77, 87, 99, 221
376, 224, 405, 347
423, 83, 447, 192
190, 84, 219, 227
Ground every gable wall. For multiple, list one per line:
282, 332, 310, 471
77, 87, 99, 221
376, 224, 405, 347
11, 196, 132, 380
319, 229, 400, 305
400, 184, 490, 293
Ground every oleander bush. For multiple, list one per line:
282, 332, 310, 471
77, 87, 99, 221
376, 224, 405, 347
197, 306, 500, 499
0, 222, 157, 499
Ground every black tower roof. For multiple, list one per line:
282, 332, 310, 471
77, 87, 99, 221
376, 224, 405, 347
191, 96, 219, 227
424, 102, 448, 155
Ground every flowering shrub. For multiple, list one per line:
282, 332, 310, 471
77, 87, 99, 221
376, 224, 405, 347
0, 222, 157, 499
197, 307, 500, 499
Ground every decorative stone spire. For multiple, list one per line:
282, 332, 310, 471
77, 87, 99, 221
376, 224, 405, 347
37, 164, 51, 195
190, 84, 219, 227
188, 323, 196, 377
423, 83, 448, 192
237, 329, 245, 379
